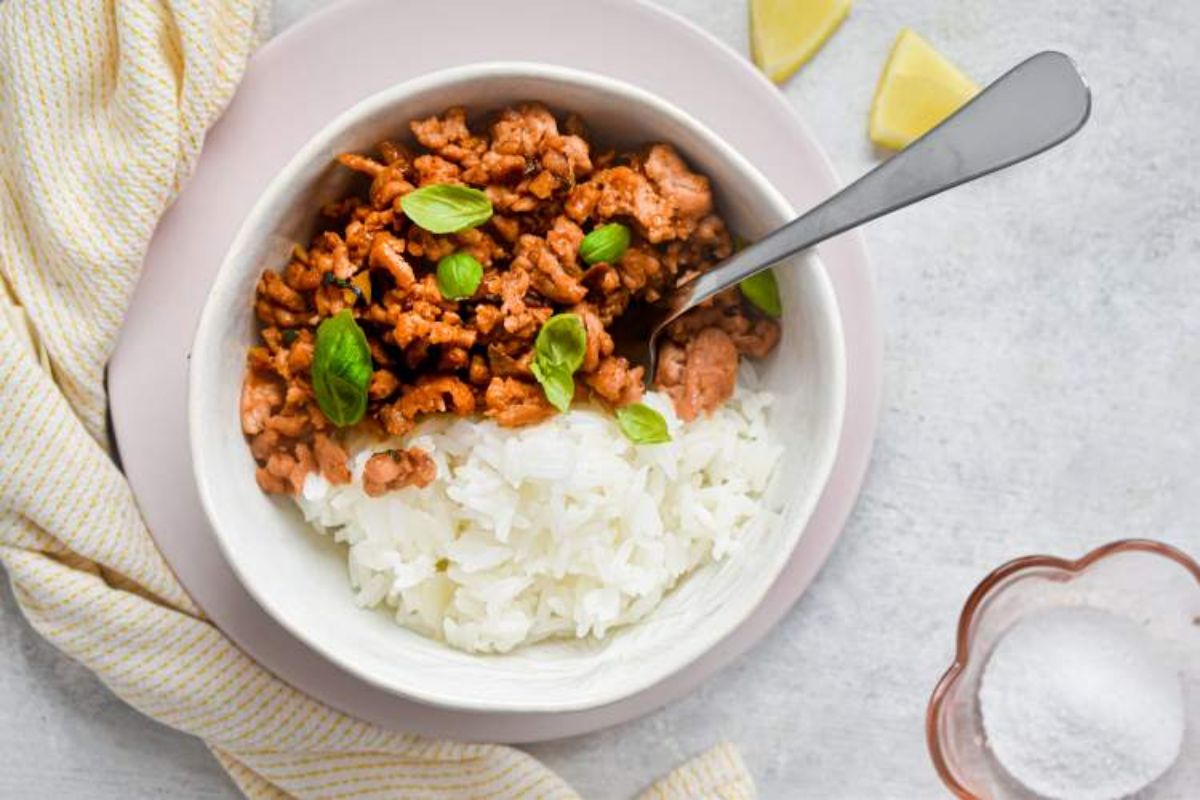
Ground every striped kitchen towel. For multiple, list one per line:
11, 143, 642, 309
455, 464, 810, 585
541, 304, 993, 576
0, 1, 756, 797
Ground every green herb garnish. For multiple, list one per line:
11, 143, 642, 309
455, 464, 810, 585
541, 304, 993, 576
281, 329, 299, 345
321, 271, 365, 303
311, 310, 373, 427
399, 184, 493, 234
530, 363, 576, 412
579, 222, 632, 265
435, 251, 484, 300
738, 269, 782, 318
533, 314, 587, 371
615, 403, 671, 444
530, 313, 587, 412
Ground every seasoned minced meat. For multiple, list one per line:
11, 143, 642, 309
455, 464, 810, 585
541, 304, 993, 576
362, 447, 436, 497
243, 103, 780, 495
655, 327, 739, 422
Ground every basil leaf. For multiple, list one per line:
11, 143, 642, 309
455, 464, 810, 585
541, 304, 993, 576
579, 222, 631, 265
399, 184, 492, 234
436, 251, 483, 300
530, 360, 575, 412
534, 313, 587, 373
738, 269, 782, 318
616, 403, 671, 444
531, 313, 587, 411
311, 310, 373, 427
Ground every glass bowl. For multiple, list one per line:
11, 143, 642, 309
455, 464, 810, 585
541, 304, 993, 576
927, 539, 1200, 799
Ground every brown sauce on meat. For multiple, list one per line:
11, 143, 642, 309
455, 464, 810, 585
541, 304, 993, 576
655, 327, 740, 423
242, 104, 780, 495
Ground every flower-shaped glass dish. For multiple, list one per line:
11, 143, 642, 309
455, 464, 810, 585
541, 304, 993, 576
927, 539, 1200, 799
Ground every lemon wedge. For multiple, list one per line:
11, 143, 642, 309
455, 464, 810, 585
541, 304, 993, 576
750, 0, 852, 84
869, 28, 979, 149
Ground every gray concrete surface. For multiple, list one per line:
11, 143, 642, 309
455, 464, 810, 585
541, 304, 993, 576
3, 0, 1198, 797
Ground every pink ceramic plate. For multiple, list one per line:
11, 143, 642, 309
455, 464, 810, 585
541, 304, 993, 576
109, 0, 881, 742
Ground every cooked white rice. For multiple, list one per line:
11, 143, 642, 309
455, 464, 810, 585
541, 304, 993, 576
295, 385, 783, 654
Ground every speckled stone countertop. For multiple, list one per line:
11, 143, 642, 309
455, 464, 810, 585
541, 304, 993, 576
3, 1, 1198, 797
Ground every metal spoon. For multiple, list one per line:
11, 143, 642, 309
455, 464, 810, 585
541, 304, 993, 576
618, 50, 1091, 376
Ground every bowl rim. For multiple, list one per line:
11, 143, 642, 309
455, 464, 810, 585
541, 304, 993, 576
925, 538, 1200, 799
189, 60, 847, 712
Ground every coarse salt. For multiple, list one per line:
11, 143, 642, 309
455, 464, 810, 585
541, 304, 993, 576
979, 606, 1185, 800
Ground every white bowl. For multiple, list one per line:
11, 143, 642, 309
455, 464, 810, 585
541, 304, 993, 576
190, 62, 846, 713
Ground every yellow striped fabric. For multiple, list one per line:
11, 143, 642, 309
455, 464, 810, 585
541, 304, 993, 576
0, 1, 757, 798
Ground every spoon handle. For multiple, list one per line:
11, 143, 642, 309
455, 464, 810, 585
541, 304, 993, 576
678, 51, 1091, 309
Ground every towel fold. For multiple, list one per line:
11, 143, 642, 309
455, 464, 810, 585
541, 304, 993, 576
0, 1, 755, 797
